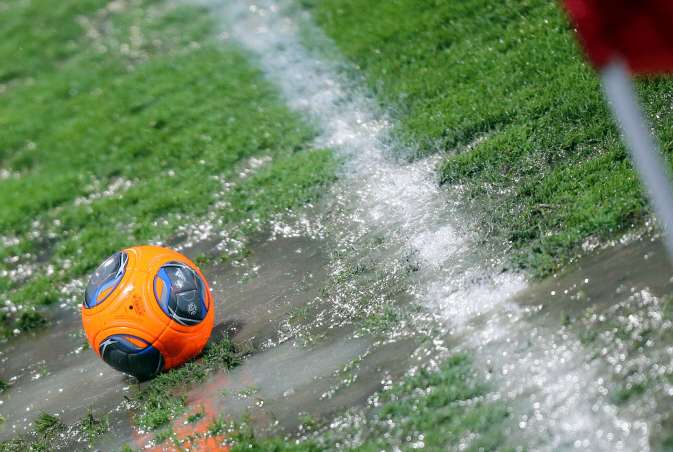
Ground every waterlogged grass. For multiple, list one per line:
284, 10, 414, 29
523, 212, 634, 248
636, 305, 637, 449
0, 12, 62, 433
122, 350, 508, 451
134, 335, 240, 430
345, 354, 508, 451
308, 0, 673, 276
578, 294, 673, 408
0, 410, 109, 451
80, 410, 110, 444
0, 0, 336, 336
153, 427, 175, 446
34, 413, 62, 436
211, 354, 508, 451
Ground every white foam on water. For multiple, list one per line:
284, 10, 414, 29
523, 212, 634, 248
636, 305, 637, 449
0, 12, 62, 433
197, 1, 651, 449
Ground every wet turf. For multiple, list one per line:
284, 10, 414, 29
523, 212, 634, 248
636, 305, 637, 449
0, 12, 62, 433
0, 410, 110, 451
213, 355, 509, 451
134, 335, 240, 431
0, 0, 335, 337
307, 0, 673, 277
8, 0, 661, 450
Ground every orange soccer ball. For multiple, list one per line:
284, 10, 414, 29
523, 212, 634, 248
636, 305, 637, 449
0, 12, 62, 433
81, 246, 215, 380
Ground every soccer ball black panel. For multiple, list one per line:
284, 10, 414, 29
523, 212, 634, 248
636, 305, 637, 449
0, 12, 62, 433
153, 262, 208, 326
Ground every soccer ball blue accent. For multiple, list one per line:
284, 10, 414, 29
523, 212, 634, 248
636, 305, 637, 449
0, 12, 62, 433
153, 261, 208, 326
84, 251, 128, 308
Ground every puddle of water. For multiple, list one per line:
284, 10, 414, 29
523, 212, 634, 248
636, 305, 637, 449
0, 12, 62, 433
0, 231, 324, 443
0, 310, 131, 442
515, 236, 671, 315
0, 216, 423, 449
144, 224, 425, 447
207, 233, 330, 348
510, 237, 673, 449
187, 334, 417, 435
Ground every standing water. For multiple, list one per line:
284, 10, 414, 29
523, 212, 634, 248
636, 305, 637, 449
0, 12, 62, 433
195, 0, 656, 449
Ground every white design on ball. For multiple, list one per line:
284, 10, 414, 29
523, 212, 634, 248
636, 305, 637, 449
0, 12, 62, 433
187, 302, 197, 316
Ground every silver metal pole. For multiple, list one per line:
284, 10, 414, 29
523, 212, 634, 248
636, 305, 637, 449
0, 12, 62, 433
601, 60, 673, 261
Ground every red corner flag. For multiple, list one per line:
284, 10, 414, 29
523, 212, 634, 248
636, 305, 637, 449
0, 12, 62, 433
565, 0, 673, 73
564, 0, 673, 263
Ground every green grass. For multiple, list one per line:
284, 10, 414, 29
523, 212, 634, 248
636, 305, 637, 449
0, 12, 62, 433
154, 427, 175, 445
79, 410, 110, 444
186, 408, 205, 424
0, 0, 336, 336
307, 0, 673, 276
34, 413, 62, 435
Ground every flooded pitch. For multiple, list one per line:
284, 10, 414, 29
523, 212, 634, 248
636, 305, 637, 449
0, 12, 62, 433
0, 222, 423, 449
3, 0, 673, 450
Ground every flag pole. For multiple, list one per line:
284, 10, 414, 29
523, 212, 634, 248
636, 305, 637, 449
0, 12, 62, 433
601, 60, 673, 261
